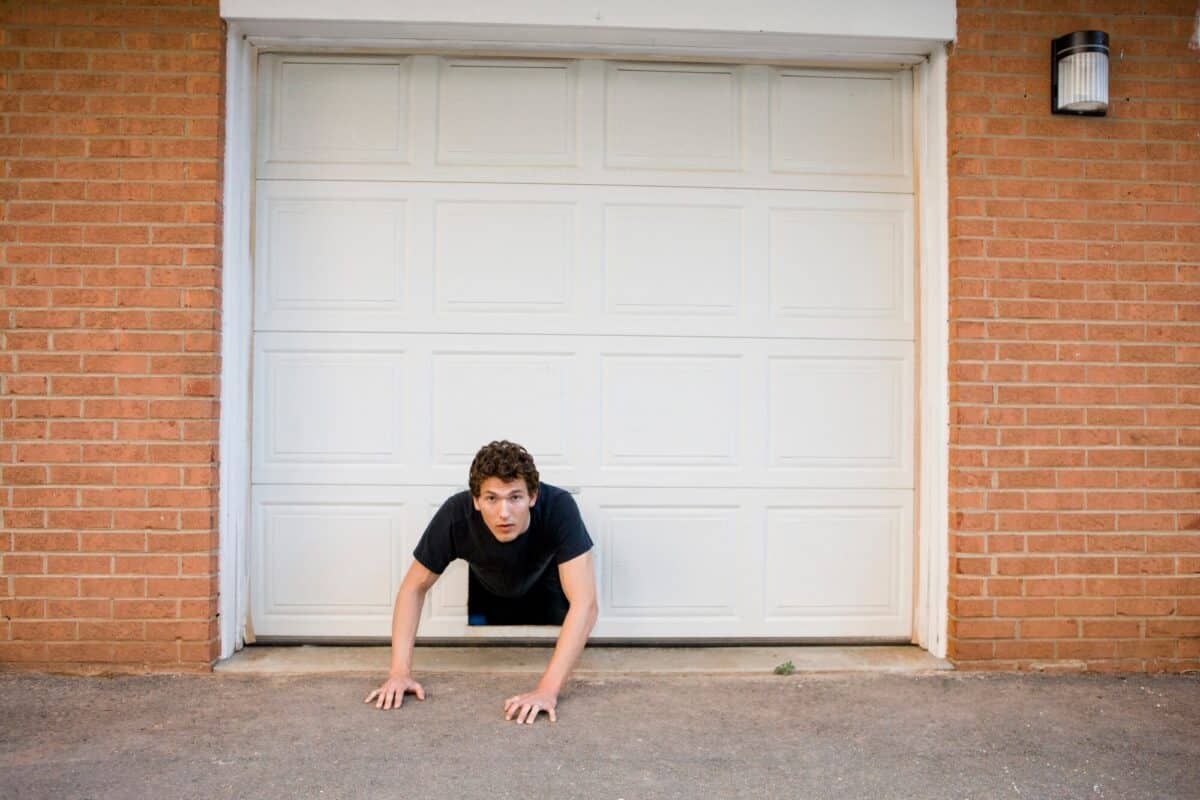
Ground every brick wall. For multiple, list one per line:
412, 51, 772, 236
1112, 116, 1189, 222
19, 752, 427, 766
1, 1, 223, 672
947, 0, 1200, 671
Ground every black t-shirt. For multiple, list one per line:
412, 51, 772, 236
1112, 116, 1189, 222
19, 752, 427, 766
412, 483, 593, 598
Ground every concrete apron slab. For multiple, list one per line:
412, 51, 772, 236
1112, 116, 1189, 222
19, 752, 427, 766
215, 644, 952, 676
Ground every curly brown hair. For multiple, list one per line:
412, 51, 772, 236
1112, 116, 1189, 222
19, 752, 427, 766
468, 440, 540, 497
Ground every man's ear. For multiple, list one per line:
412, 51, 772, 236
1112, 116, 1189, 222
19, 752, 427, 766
471, 494, 481, 512
529, 489, 538, 508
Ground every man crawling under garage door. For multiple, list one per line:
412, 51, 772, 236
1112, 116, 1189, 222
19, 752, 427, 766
365, 440, 598, 724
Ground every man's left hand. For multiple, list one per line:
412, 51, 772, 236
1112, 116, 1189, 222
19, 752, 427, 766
504, 687, 558, 724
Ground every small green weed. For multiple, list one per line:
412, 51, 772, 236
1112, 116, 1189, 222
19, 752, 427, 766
773, 660, 795, 676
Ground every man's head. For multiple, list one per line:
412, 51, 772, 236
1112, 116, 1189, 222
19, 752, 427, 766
469, 441, 540, 542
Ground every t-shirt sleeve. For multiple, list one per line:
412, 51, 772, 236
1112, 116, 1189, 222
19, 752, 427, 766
549, 490, 593, 564
412, 496, 459, 575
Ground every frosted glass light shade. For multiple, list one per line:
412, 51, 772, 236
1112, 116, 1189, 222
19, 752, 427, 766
1056, 52, 1108, 113
1051, 31, 1109, 117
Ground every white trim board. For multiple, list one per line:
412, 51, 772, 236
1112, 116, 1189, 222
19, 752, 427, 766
241, 22, 932, 67
220, 0, 957, 42
216, 24, 951, 661
914, 47, 950, 659
218, 22, 255, 659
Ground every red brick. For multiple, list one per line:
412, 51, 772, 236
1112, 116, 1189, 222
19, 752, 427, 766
995, 640, 1055, 660
1057, 598, 1115, 616
12, 620, 77, 641
1057, 641, 1117, 660
1086, 578, 1148, 597
80, 532, 146, 552
1020, 619, 1079, 638
13, 577, 78, 597
45, 642, 118, 663
46, 599, 111, 619
180, 555, 216, 575
1116, 557, 1176, 575
3, 555, 46, 574
149, 532, 215, 553
0, 641, 50, 662
179, 641, 219, 664
79, 621, 145, 641
114, 600, 178, 619
1024, 578, 1084, 597
146, 577, 212, 598
12, 532, 78, 551
112, 510, 179, 530
955, 620, 1016, 639
114, 555, 179, 575
1116, 640, 1177, 659
1082, 620, 1142, 638
1087, 535, 1147, 552
145, 620, 212, 642
995, 557, 1055, 576
46, 555, 111, 575
1147, 620, 1200, 638
995, 598, 1055, 617
113, 642, 177, 663
79, 577, 146, 599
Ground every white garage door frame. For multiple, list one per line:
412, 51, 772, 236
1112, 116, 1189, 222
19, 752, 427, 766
217, 19, 950, 660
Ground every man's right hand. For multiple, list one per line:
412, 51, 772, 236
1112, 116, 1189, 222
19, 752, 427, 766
364, 674, 425, 710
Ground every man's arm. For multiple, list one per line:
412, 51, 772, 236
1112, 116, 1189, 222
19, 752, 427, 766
364, 560, 440, 710
504, 550, 598, 724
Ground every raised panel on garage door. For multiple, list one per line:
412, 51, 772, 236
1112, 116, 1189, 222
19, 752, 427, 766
253, 180, 913, 341
251, 332, 912, 491
257, 54, 912, 193
250, 53, 916, 640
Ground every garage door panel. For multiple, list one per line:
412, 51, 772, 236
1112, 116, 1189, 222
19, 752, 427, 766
254, 183, 419, 332
428, 556, 469, 624
437, 57, 578, 166
603, 203, 743, 316
256, 196, 407, 315
768, 206, 911, 324
764, 504, 909, 621
258, 54, 412, 168
254, 181, 912, 341
431, 351, 574, 466
582, 488, 911, 638
253, 333, 910, 489
433, 200, 576, 312
605, 62, 741, 170
257, 54, 911, 194
599, 505, 741, 619
601, 354, 741, 467
252, 487, 910, 639
254, 347, 406, 468
769, 68, 911, 179
251, 487, 412, 637
767, 355, 909, 471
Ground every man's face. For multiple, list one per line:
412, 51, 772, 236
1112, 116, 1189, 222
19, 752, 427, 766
472, 477, 537, 543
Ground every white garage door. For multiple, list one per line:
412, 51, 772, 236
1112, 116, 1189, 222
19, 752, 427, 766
249, 54, 915, 640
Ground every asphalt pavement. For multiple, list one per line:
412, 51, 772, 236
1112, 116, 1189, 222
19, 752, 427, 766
2, 671, 1198, 799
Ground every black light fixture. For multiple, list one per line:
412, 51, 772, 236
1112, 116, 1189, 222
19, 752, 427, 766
1051, 31, 1109, 116
1056, 30, 1108, 115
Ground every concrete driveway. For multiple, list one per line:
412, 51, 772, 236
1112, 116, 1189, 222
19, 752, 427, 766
3, 651, 1200, 800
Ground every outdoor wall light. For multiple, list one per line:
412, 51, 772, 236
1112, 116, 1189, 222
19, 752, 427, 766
1052, 31, 1109, 116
